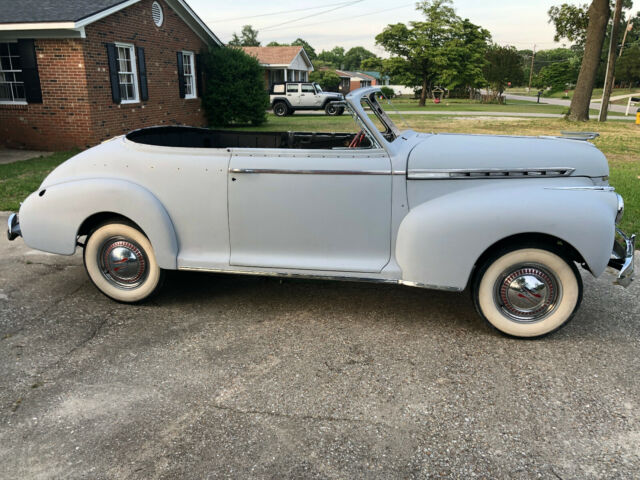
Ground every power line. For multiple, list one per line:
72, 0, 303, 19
211, 1, 357, 23
261, 2, 415, 32
261, 0, 365, 31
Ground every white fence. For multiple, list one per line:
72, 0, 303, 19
385, 85, 416, 96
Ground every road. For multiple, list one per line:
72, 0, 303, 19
295, 110, 636, 120
1, 212, 639, 479
504, 93, 630, 115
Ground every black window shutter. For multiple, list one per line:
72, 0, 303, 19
195, 53, 203, 97
137, 47, 148, 101
17, 39, 42, 103
177, 52, 185, 98
106, 43, 121, 104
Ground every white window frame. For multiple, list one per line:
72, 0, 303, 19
0, 42, 27, 105
115, 42, 139, 104
182, 50, 197, 99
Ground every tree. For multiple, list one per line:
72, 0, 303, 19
309, 70, 341, 91
228, 25, 260, 47
317, 47, 346, 68
521, 47, 579, 83
616, 45, 640, 86
568, 0, 610, 121
483, 45, 525, 99
291, 38, 317, 60
548, 3, 591, 44
445, 18, 491, 96
548, 1, 632, 44
202, 47, 268, 126
343, 47, 378, 70
361, 56, 384, 71
376, 0, 461, 106
535, 60, 581, 92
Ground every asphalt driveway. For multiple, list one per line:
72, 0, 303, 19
1, 212, 639, 479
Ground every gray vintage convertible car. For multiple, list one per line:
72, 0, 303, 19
7, 87, 635, 338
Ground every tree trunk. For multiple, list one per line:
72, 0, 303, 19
568, 0, 610, 121
419, 75, 428, 107
598, 0, 623, 122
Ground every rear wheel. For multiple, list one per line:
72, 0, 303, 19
472, 246, 582, 338
83, 222, 163, 303
273, 102, 289, 117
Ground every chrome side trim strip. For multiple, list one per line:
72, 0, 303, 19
178, 266, 463, 292
545, 186, 615, 192
229, 168, 391, 176
408, 167, 575, 180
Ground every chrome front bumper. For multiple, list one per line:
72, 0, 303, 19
7, 213, 21, 241
609, 228, 635, 287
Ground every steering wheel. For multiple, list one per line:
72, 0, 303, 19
349, 130, 366, 148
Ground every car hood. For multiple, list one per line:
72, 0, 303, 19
408, 133, 608, 178
319, 92, 343, 98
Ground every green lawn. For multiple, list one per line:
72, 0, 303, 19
0, 150, 79, 211
1, 115, 638, 236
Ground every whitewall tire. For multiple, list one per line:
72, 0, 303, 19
473, 247, 583, 338
83, 222, 163, 303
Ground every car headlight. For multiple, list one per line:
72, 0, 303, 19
616, 193, 624, 224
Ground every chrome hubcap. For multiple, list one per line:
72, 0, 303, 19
494, 265, 561, 323
99, 238, 148, 289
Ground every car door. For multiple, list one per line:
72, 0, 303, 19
227, 148, 392, 273
300, 83, 321, 107
286, 83, 300, 106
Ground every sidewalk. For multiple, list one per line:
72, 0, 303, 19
0, 148, 50, 165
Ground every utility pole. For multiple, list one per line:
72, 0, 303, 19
527, 44, 536, 93
619, 15, 633, 58
599, 0, 624, 122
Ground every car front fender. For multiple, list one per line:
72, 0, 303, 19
396, 183, 619, 290
19, 178, 178, 269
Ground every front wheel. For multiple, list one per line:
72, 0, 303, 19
325, 103, 340, 116
472, 246, 583, 338
83, 222, 164, 303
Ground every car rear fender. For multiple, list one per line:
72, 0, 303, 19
19, 178, 178, 269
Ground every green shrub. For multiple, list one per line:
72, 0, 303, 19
202, 47, 268, 126
379, 86, 395, 98
309, 70, 341, 91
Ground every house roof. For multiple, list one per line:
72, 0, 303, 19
336, 70, 376, 81
0, 0, 222, 46
357, 71, 381, 80
0, 0, 130, 23
241, 46, 312, 69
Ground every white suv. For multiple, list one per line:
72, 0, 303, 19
270, 82, 345, 116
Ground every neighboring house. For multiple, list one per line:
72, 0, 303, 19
357, 71, 390, 86
241, 46, 313, 90
0, 0, 221, 150
335, 70, 377, 94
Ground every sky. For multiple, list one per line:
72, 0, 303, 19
185, 0, 609, 54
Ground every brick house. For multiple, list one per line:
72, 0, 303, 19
241, 46, 314, 90
335, 70, 377, 94
0, 0, 222, 150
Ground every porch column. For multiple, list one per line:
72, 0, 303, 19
284, 69, 287, 82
